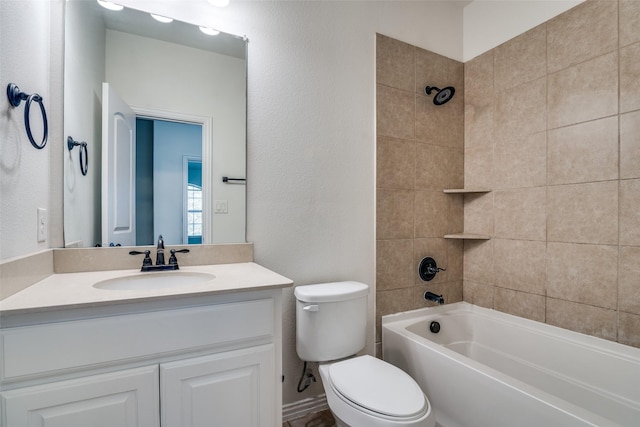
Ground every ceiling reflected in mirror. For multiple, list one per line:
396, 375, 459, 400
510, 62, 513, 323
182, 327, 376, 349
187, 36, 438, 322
95, 2, 245, 59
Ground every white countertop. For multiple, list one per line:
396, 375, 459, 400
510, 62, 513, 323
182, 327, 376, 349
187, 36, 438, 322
0, 262, 293, 316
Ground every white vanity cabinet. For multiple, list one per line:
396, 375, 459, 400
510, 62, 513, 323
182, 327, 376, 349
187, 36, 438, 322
2, 365, 160, 426
0, 290, 283, 427
161, 345, 275, 426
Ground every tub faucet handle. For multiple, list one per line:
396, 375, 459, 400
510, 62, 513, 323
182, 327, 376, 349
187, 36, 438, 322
419, 257, 445, 281
427, 265, 446, 274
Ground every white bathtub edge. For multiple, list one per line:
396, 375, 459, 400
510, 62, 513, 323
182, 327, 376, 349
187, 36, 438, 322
381, 302, 639, 427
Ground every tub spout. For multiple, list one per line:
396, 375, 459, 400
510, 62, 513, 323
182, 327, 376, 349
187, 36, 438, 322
424, 291, 444, 305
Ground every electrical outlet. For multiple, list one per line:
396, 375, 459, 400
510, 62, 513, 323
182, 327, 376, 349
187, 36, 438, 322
37, 208, 47, 242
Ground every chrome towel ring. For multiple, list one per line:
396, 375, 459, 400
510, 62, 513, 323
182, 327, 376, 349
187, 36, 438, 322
6, 83, 48, 150
67, 136, 89, 176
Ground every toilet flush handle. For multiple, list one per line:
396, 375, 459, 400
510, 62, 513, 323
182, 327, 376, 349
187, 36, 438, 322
303, 304, 319, 312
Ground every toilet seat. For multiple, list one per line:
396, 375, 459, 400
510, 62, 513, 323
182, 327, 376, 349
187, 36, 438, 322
327, 355, 428, 420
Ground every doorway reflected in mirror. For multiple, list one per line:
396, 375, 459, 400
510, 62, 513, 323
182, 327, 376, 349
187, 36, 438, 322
136, 119, 202, 246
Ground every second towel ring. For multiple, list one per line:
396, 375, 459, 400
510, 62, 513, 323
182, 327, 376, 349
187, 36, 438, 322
7, 83, 48, 150
68, 136, 88, 176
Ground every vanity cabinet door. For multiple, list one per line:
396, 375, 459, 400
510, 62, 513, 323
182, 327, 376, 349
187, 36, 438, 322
1, 366, 159, 427
160, 344, 275, 427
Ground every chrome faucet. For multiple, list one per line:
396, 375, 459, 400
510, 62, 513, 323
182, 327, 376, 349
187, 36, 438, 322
129, 235, 190, 272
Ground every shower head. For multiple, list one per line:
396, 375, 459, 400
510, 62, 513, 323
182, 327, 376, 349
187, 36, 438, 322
425, 85, 455, 106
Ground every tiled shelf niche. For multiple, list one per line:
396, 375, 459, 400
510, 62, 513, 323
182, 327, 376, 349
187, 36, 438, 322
443, 189, 492, 240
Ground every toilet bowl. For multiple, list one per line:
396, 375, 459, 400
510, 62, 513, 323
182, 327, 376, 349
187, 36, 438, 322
319, 356, 435, 427
294, 282, 435, 427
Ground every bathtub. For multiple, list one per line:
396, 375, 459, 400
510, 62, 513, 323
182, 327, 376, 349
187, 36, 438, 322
382, 302, 640, 427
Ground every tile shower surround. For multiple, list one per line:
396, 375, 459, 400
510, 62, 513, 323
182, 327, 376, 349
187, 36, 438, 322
376, 0, 640, 350
376, 33, 465, 345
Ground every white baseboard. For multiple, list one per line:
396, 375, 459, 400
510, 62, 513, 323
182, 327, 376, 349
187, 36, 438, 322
282, 394, 329, 422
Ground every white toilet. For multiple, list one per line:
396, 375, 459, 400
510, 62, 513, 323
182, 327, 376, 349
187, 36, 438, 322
295, 281, 435, 427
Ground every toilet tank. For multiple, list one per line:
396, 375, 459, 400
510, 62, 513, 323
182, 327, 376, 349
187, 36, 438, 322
295, 281, 369, 362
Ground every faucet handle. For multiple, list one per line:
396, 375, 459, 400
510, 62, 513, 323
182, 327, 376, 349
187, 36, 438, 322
418, 257, 445, 282
168, 248, 190, 265
129, 250, 152, 266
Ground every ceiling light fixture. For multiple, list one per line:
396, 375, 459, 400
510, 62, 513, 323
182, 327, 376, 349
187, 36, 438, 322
96, 0, 124, 11
150, 14, 173, 23
208, 0, 230, 7
199, 26, 220, 36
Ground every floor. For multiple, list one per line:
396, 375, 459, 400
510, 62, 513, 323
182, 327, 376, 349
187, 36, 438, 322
283, 409, 336, 427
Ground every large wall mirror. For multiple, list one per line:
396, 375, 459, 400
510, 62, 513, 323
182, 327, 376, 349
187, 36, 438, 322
63, 0, 247, 248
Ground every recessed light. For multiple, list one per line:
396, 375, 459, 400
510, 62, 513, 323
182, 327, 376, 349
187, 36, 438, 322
208, 0, 230, 7
96, 0, 124, 11
199, 26, 220, 36
151, 14, 173, 23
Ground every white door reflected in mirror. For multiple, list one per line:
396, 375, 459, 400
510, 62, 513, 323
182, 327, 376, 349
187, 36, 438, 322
102, 83, 136, 247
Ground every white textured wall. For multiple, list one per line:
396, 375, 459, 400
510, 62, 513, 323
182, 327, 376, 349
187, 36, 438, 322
463, 0, 586, 61
0, 0, 63, 260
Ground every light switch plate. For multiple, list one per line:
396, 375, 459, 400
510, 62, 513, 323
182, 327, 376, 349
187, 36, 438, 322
214, 200, 228, 214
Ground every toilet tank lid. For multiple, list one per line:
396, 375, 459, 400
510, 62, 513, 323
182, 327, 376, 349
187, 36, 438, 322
294, 281, 369, 303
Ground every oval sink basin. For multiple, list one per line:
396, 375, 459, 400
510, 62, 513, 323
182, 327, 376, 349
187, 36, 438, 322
94, 271, 215, 291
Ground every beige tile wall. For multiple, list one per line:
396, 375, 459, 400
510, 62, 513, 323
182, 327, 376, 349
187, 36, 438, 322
376, 34, 464, 346
464, 0, 640, 347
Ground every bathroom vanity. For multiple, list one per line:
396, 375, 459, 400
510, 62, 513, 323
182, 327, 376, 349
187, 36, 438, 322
0, 261, 292, 427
